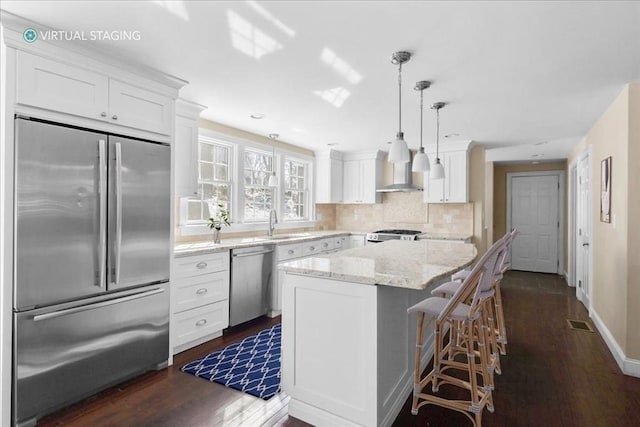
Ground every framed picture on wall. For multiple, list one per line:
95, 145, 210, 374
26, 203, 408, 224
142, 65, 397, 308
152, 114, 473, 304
600, 156, 612, 223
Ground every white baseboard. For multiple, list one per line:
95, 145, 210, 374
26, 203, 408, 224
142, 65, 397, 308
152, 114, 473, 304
590, 309, 640, 378
289, 398, 362, 427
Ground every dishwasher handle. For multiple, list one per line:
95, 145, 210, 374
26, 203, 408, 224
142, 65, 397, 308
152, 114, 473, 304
232, 249, 274, 258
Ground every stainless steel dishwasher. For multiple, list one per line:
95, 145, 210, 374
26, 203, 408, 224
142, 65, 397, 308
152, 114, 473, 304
230, 245, 274, 326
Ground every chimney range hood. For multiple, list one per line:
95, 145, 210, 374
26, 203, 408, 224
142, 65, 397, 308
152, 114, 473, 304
377, 160, 423, 193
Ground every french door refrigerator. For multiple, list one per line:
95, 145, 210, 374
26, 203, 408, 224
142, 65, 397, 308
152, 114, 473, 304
12, 117, 171, 427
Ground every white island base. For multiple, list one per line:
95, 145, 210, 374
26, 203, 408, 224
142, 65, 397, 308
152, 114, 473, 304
281, 273, 436, 427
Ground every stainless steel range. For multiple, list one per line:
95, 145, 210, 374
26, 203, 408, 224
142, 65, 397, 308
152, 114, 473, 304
365, 229, 422, 243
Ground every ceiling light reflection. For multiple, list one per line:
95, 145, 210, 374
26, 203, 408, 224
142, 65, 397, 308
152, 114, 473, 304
313, 87, 351, 108
151, 0, 190, 21
227, 9, 283, 60
245, 1, 296, 38
320, 48, 362, 85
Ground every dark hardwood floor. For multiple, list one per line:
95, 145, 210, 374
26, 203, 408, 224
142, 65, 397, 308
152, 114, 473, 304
38, 271, 640, 427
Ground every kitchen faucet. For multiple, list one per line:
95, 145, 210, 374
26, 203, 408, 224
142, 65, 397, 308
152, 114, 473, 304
268, 209, 278, 237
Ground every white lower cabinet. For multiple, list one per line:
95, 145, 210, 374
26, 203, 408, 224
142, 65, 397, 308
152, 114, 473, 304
172, 251, 230, 354
349, 234, 366, 247
271, 235, 348, 316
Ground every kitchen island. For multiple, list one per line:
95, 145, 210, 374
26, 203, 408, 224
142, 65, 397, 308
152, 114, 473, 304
279, 240, 477, 427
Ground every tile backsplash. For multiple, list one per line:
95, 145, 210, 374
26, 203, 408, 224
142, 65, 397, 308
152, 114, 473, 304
325, 192, 473, 234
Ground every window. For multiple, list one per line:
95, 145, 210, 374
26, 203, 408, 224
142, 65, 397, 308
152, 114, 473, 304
243, 149, 275, 222
187, 138, 232, 223
283, 158, 309, 220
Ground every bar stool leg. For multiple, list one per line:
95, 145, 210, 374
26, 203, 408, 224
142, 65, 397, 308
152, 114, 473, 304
494, 282, 508, 355
411, 312, 425, 415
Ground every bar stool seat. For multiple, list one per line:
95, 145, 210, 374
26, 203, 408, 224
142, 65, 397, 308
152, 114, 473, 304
409, 297, 480, 322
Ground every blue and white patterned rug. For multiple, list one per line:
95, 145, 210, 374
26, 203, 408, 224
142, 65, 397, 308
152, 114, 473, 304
181, 324, 281, 400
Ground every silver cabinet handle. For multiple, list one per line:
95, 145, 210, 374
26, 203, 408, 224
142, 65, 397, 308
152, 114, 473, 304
112, 114, 118, 120
97, 139, 107, 289
233, 249, 274, 257
309, 246, 315, 251
323, 243, 329, 248
114, 142, 123, 285
582, 243, 590, 247
196, 288, 208, 295
195, 319, 207, 326
288, 249, 294, 255
34, 288, 164, 322
196, 261, 207, 269
100, 112, 107, 117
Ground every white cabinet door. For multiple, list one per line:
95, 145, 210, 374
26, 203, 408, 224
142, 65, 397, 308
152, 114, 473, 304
109, 80, 172, 135
424, 150, 469, 203
349, 235, 366, 248
174, 100, 206, 196
316, 157, 344, 203
16, 51, 109, 120
444, 150, 468, 203
343, 160, 361, 203
360, 159, 378, 203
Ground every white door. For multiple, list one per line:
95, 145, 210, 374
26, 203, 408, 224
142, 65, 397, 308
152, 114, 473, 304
510, 175, 560, 273
576, 153, 591, 307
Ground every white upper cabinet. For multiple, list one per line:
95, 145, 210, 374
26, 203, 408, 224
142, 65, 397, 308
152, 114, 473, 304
16, 51, 109, 120
342, 151, 383, 204
174, 99, 206, 197
423, 141, 472, 203
315, 150, 344, 203
16, 51, 173, 135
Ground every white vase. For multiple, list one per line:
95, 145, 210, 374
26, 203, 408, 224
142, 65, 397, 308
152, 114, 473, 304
213, 228, 221, 244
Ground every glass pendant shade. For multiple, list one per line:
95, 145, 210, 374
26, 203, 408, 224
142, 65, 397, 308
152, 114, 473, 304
412, 147, 430, 172
268, 172, 278, 187
388, 132, 410, 163
430, 158, 445, 180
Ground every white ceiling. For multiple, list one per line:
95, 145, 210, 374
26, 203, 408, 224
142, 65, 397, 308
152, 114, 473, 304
2, 1, 640, 162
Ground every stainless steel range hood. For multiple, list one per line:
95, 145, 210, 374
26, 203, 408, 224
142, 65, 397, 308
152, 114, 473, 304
376, 160, 423, 193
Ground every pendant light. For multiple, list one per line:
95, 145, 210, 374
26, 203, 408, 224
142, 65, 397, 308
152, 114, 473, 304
412, 80, 431, 172
388, 51, 411, 163
268, 133, 278, 187
430, 102, 446, 180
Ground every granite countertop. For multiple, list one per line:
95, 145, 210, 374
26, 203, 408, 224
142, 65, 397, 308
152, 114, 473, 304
174, 230, 357, 257
278, 240, 477, 290
418, 232, 473, 241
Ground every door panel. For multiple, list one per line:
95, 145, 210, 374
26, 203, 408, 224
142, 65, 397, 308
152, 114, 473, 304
14, 119, 107, 309
108, 137, 170, 290
511, 175, 559, 273
576, 154, 591, 306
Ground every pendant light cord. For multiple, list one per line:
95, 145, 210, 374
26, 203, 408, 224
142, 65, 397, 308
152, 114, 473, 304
436, 107, 440, 159
419, 89, 424, 149
398, 62, 402, 134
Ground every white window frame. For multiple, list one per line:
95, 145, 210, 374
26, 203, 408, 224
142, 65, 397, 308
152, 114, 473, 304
282, 155, 311, 222
183, 136, 234, 226
179, 128, 315, 236
241, 146, 276, 223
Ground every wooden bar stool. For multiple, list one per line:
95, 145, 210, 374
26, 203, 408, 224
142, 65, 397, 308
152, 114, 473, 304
440, 229, 518, 357
407, 239, 506, 426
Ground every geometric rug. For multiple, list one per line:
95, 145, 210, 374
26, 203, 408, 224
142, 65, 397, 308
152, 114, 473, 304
181, 324, 281, 400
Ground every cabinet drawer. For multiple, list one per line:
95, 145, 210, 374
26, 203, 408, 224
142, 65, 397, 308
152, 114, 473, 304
303, 241, 320, 256
333, 236, 344, 250
174, 270, 229, 313
318, 238, 333, 252
173, 252, 230, 279
173, 301, 229, 348
277, 244, 302, 262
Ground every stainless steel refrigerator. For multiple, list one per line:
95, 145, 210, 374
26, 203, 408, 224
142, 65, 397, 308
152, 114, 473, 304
12, 117, 171, 427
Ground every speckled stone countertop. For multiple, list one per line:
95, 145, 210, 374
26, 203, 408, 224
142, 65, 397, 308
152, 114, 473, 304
174, 230, 360, 258
418, 232, 473, 241
278, 240, 477, 290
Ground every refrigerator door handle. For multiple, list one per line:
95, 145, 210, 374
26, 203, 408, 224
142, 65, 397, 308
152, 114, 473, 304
98, 139, 107, 289
114, 142, 123, 285
33, 288, 164, 322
